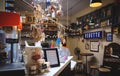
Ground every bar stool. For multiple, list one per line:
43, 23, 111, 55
75, 60, 84, 73
98, 67, 111, 76
88, 56, 99, 76
89, 65, 99, 76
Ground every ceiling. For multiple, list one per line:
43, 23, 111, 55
14, 0, 90, 16
61, 0, 89, 16
14, 0, 114, 17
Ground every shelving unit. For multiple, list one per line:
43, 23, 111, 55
43, 20, 58, 41
20, 23, 33, 49
65, 23, 81, 37
20, 12, 36, 49
77, 3, 113, 32
65, 3, 120, 37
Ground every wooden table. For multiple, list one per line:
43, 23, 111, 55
80, 53, 94, 75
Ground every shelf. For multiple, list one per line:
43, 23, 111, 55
77, 3, 114, 31
43, 21, 58, 41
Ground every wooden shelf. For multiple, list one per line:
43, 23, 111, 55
77, 3, 114, 31
43, 22, 58, 40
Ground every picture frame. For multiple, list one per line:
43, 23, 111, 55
43, 48, 60, 67
106, 32, 113, 42
90, 41, 99, 52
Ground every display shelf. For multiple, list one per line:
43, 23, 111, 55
77, 3, 114, 31
67, 31, 80, 37
20, 23, 32, 49
65, 22, 82, 37
43, 20, 58, 41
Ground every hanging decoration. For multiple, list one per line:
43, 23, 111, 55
31, 25, 44, 42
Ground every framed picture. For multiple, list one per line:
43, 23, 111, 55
106, 32, 113, 42
43, 48, 60, 67
90, 41, 99, 52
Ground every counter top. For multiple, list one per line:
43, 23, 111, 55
0, 62, 25, 76
41, 56, 73, 76
0, 62, 25, 72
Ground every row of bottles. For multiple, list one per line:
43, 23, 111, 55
77, 3, 113, 31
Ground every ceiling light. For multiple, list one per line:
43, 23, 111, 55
90, 0, 102, 8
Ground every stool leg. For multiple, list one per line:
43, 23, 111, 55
90, 68, 99, 76
90, 69, 95, 76
75, 63, 83, 74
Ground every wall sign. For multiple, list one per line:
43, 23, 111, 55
106, 32, 113, 42
84, 31, 103, 39
43, 48, 60, 67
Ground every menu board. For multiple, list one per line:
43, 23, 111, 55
46, 50, 58, 65
43, 48, 60, 67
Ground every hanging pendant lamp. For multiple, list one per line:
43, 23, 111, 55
90, 0, 102, 7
